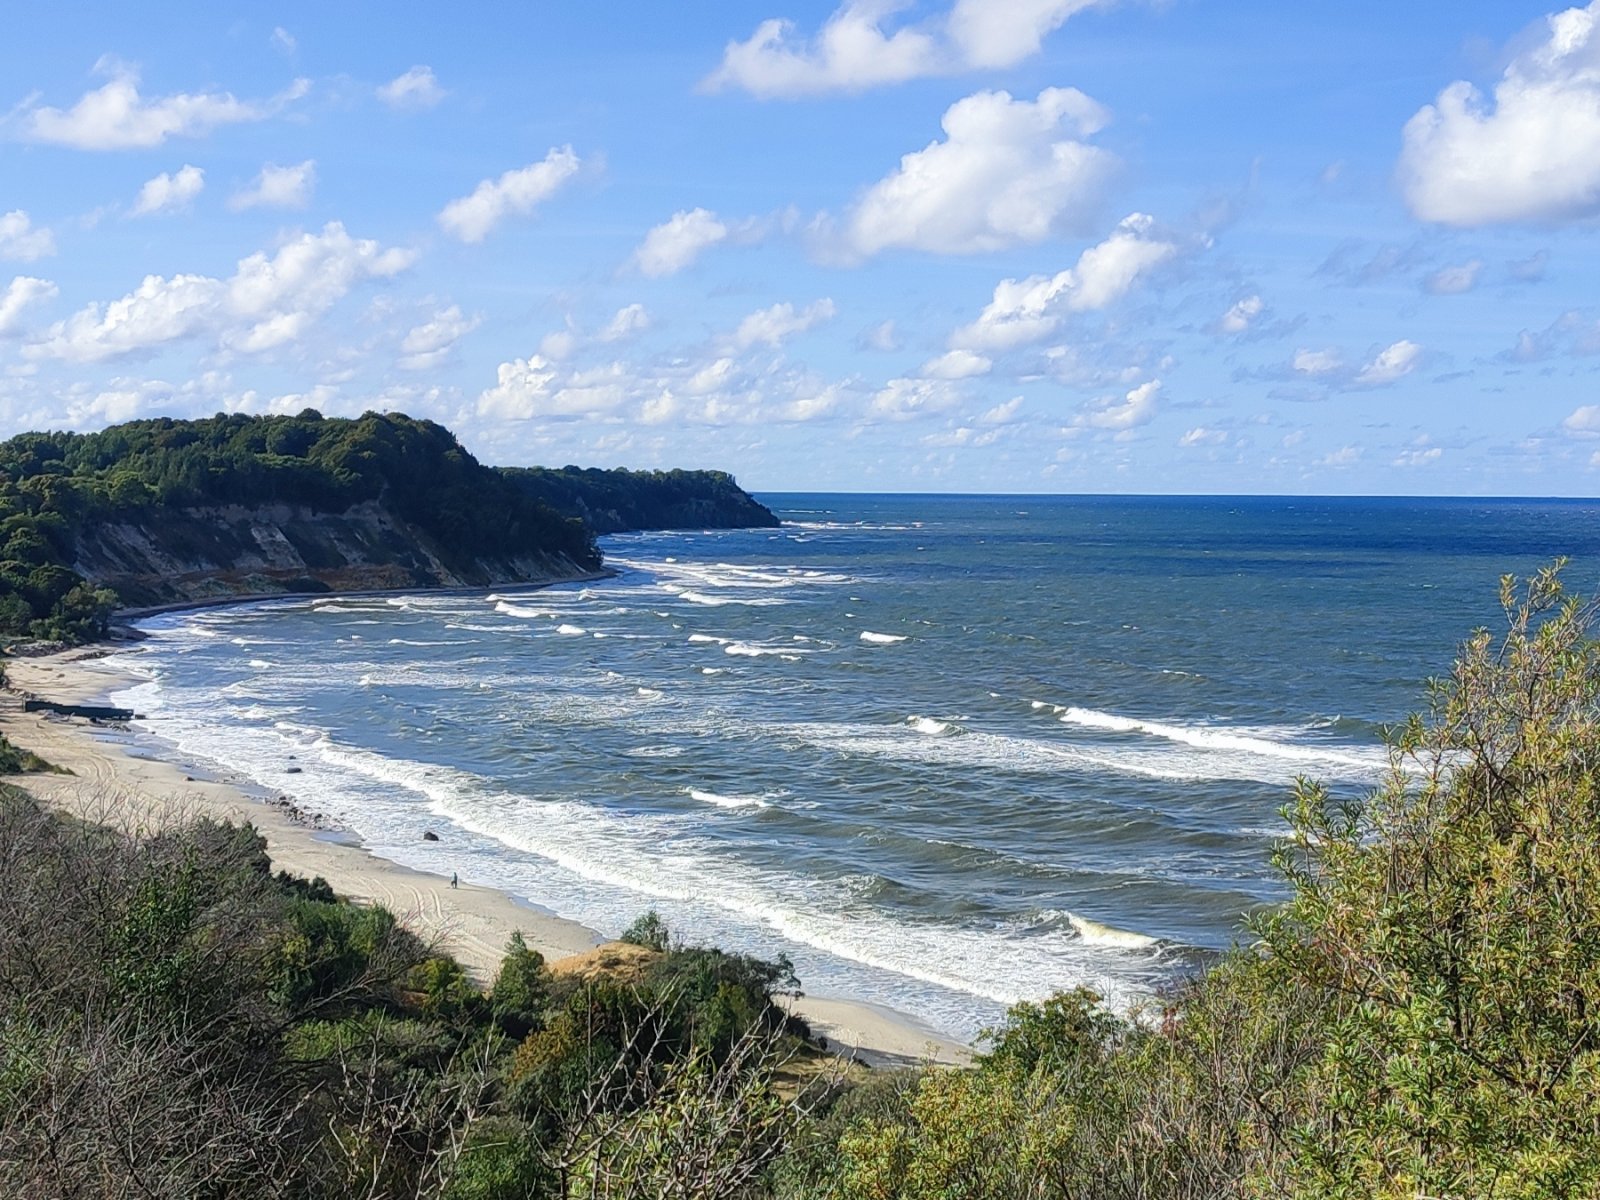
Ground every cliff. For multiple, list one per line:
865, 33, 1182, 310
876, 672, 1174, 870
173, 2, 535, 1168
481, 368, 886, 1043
0, 411, 600, 641
75, 500, 598, 610
0, 411, 777, 642
499, 466, 779, 534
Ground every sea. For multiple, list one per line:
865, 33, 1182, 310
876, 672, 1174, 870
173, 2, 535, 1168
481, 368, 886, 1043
104, 495, 1600, 1041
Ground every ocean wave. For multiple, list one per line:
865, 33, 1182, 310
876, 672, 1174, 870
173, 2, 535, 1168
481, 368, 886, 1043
784, 520, 920, 532
906, 715, 961, 737
555, 624, 588, 636
495, 601, 555, 619
688, 633, 729, 644
1057, 706, 1383, 772
725, 642, 805, 660
1068, 913, 1159, 950
672, 589, 791, 607
387, 637, 473, 647
686, 788, 770, 810
859, 631, 907, 644
795, 719, 1296, 783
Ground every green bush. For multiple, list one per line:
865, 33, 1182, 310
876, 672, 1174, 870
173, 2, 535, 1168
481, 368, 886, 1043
491, 931, 549, 1036
620, 908, 671, 951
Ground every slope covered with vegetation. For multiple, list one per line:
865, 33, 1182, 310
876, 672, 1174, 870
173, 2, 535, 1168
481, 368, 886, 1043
0, 411, 780, 644
0, 789, 815, 1198
501, 466, 778, 534
5, 565, 1600, 1197
0, 411, 608, 641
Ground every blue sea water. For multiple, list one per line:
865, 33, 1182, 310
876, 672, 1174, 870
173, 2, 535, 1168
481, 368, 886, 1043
107, 495, 1600, 1039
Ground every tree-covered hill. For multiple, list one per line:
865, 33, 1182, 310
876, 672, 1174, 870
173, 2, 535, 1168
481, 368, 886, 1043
500, 465, 778, 534
0, 410, 601, 641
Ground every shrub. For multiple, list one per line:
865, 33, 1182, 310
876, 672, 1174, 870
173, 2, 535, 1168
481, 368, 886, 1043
491, 931, 549, 1036
620, 908, 671, 952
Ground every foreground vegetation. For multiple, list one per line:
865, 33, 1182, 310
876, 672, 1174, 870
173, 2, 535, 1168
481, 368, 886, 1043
5, 564, 1600, 1197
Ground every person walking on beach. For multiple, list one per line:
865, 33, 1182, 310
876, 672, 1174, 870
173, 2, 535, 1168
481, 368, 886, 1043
450, 871, 458, 889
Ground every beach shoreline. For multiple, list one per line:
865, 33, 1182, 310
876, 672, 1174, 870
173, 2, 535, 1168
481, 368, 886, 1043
0, 632, 970, 1069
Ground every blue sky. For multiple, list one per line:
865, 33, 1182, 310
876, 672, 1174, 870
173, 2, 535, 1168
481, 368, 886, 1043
2, 1, 1599, 493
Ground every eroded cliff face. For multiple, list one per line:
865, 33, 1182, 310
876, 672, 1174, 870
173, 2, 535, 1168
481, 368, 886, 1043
75, 501, 597, 609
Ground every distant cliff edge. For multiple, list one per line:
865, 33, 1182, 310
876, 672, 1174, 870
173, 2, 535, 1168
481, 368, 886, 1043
0, 410, 772, 644
499, 466, 778, 534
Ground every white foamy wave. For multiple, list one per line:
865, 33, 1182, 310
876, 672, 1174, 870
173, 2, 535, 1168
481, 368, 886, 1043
496, 601, 555, 619
859, 631, 907, 644
686, 788, 770, 810
636, 687, 664, 699
248, 659, 273, 669
676, 590, 791, 608
794, 720, 1256, 783
700, 667, 728, 675
906, 715, 960, 737
1068, 913, 1159, 950
388, 638, 472, 647
556, 624, 587, 636
688, 633, 729, 644
623, 746, 685, 758
226, 703, 301, 722
1058, 706, 1382, 772
725, 642, 807, 659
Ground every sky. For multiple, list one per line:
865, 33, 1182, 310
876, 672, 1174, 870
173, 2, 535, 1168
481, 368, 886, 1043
2, 2, 1599, 494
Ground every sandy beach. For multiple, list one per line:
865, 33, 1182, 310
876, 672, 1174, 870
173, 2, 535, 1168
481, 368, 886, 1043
0, 643, 970, 1069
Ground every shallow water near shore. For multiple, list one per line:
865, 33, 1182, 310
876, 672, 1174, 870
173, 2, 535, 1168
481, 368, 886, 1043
105, 494, 1600, 1040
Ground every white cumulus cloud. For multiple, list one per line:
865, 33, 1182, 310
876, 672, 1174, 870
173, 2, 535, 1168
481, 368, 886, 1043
399, 305, 480, 371
1216, 294, 1264, 335
0, 210, 56, 261
633, 208, 730, 277
870, 376, 963, 419
952, 214, 1177, 351
599, 303, 651, 342
1399, 1, 1600, 225
920, 348, 992, 379
229, 160, 316, 211
132, 164, 205, 216
27, 222, 413, 362
1077, 379, 1160, 430
0, 276, 57, 335
1356, 339, 1423, 386
704, 0, 1108, 97
476, 355, 632, 421
842, 87, 1115, 258
1292, 347, 1344, 376
438, 147, 581, 243
728, 299, 836, 349
1423, 260, 1483, 295
377, 65, 446, 110
1563, 404, 1600, 432
15, 63, 308, 150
